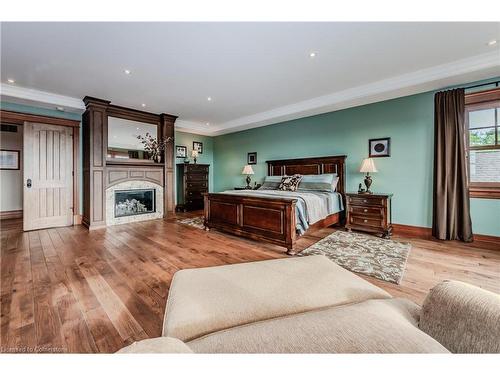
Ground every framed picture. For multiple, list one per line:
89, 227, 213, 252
369, 138, 391, 158
176, 145, 187, 158
193, 141, 203, 154
0, 149, 20, 170
247, 152, 257, 165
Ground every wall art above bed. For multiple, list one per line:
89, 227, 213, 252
369, 137, 391, 157
247, 152, 257, 165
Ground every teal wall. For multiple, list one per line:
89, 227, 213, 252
212, 79, 500, 237
1, 101, 84, 214
2, 77, 499, 236
174, 131, 214, 204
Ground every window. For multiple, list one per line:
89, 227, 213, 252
465, 87, 500, 199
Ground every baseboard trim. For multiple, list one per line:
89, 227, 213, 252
474, 233, 500, 247
0, 209, 23, 220
392, 223, 432, 238
392, 223, 500, 250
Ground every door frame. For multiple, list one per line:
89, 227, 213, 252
0, 110, 81, 225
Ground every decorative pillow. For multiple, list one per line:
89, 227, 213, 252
298, 173, 338, 192
278, 174, 303, 191
259, 175, 284, 190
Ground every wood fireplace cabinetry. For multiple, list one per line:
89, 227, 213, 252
82, 97, 177, 229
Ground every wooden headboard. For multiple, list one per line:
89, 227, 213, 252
266, 155, 347, 197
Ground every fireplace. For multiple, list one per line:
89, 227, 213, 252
114, 189, 155, 218
106, 180, 164, 226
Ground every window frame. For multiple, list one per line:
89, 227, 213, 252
464, 88, 500, 199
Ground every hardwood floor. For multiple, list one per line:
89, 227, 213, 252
1, 213, 499, 353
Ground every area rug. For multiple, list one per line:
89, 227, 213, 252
176, 216, 205, 230
298, 231, 411, 284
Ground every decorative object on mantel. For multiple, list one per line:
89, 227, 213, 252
298, 231, 411, 284
193, 141, 203, 154
191, 149, 199, 164
176, 145, 187, 158
247, 152, 257, 165
242, 165, 255, 189
0, 149, 20, 170
369, 137, 391, 157
136, 132, 173, 163
176, 216, 205, 230
359, 158, 377, 194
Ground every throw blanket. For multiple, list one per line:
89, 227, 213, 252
220, 190, 343, 235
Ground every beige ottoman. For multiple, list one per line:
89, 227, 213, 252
162, 255, 392, 342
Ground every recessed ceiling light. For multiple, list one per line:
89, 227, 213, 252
487, 40, 497, 46
7, 78, 15, 83
207, 97, 212, 101
141, 103, 146, 107
206, 122, 210, 126
136, 127, 140, 130
124, 69, 131, 75
309, 52, 317, 58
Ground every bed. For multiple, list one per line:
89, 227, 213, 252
203, 155, 346, 254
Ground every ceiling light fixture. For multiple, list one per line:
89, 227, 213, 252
309, 52, 317, 58
7, 78, 15, 83
124, 69, 131, 75
141, 103, 146, 107
206, 122, 210, 126
207, 97, 212, 101
487, 40, 497, 46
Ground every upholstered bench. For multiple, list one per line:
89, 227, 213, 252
118, 255, 499, 353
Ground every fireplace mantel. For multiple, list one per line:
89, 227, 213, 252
82, 96, 176, 229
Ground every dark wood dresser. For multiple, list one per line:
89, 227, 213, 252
177, 164, 209, 211
345, 192, 393, 238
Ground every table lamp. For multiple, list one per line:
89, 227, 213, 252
241, 165, 255, 189
191, 149, 199, 164
359, 158, 378, 194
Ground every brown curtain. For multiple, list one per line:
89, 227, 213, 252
432, 88, 473, 242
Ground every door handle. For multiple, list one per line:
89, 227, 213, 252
27, 178, 32, 188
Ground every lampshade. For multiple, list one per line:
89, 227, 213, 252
191, 149, 199, 158
241, 165, 255, 175
359, 158, 378, 173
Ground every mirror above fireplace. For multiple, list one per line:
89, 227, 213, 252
107, 117, 158, 162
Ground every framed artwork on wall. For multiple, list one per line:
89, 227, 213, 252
247, 152, 257, 165
176, 145, 187, 158
369, 137, 391, 157
193, 141, 203, 154
0, 149, 20, 170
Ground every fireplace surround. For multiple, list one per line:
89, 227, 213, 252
82, 96, 176, 230
106, 180, 164, 226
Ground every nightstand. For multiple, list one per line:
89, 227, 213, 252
345, 193, 393, 238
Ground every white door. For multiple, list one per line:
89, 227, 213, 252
23, 122, 73, 231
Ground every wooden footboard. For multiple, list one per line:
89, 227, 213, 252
204, 193, 298, 253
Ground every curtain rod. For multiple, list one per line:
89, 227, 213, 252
463, 80, 500, 90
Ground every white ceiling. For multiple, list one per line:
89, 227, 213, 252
1, 22, 500, 135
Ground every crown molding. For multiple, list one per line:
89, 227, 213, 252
209, 50, 500, 136
2, 50, 499, 137
175, 119, 213, 136
0, 83, 85, 112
